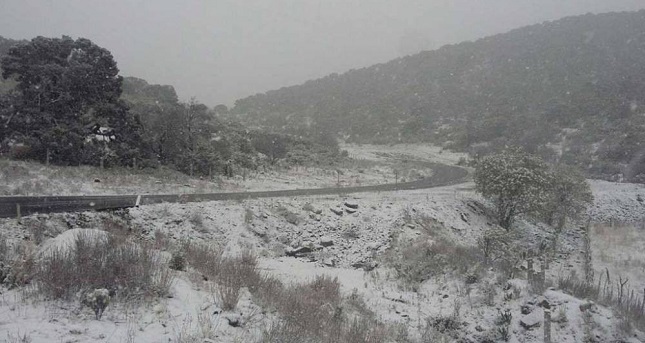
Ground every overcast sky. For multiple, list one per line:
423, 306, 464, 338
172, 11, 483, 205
1, 1, 644, 107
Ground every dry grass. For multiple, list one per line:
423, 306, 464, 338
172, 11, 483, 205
558, 270, 645, 330
386, 230, 482, 287
257, 275, 393, 343
591, 223, 645, 292
181, 242, 258, 311
2, 241, 37, 288
181, 240, 387, 341
33, 232, 174, 300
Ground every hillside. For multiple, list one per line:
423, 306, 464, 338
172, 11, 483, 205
231, 10, 645, 181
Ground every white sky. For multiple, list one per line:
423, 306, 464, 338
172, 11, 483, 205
1, 0, 644, 106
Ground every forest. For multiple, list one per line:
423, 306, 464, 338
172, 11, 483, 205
0, 36, 342, 177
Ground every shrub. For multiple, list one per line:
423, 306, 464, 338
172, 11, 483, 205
258, 275, 390, 343
541, 164, 593, 230
34, 232, 173, 300
182, 243, 258, 311
474, 149, 551, 230
558, 271, 645, 330
421, 315, 464, 342
189, 211, 205, 231
215, 251, 259, 311
183, 242, 223, 277
169, 251, 186, 271
390, 236, 480, 285
3, 241, 37, 288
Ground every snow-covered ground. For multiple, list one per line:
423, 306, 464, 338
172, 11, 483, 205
1, 145, 644, 342
1, 143, 453, 196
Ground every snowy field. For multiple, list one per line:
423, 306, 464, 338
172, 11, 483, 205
0, 145, 644, 342
0, 143, 457, 196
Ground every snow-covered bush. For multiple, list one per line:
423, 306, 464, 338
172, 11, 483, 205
475, 150, 552, 230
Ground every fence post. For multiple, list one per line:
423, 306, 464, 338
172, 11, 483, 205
16, 203, 21, 224
544, 309, 552, 343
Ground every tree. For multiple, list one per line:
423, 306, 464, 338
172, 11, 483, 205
251, 132, 287, 165
213, 104, 228, 115
542, 164, 593, 230
0, 36, 143, 165
474, 149, 552, 230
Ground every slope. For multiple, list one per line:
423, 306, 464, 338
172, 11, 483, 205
231, 10, 645, 180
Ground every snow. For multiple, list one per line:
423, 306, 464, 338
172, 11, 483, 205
1, 145, 644, 342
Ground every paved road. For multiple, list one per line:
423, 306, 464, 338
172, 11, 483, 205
0, 162, 468, 218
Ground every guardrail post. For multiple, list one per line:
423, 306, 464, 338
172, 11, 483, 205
16, 203, 21, 224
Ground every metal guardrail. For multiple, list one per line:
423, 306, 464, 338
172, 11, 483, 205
0, 163, 469, 219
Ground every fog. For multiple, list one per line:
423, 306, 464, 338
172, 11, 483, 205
1, 0, 644, 106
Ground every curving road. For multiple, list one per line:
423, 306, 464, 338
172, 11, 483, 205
0, 162, 468, 218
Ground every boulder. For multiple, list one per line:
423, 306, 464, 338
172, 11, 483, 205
319, 237, 334, 247
344, 201, 359, 209
286, 246, 313, 257
224, 313, 242, 327
520, 312, 542, 330
330, 207, 344, 216
250, 226, 267, 238
323, 257, 336, 267
579, 301, 595, 312
352, 260, 378, 271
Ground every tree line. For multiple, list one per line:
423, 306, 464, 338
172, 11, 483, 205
0, 36, 343, 176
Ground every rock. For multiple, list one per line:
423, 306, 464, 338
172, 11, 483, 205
330, 207, 344, 216
367, 242, 381, 251
250, 226, 267, 238
579, 301, 595, 312
344, 201, 359, 209
521, 304, 534, 315
538, 298, 551, 309
314, 208, 323, 215
315, 214, 322, 222
94, 178, 101, 183
224, 313, 242, 327
323, 258, 336, 267
475, 325, 484, 332
352, 260, 378, 271
286, 246, 313, 257
345, 208, 357, 214
459, 212, 468, 222
520, 312, 542, 330
319, 237, 334, 247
